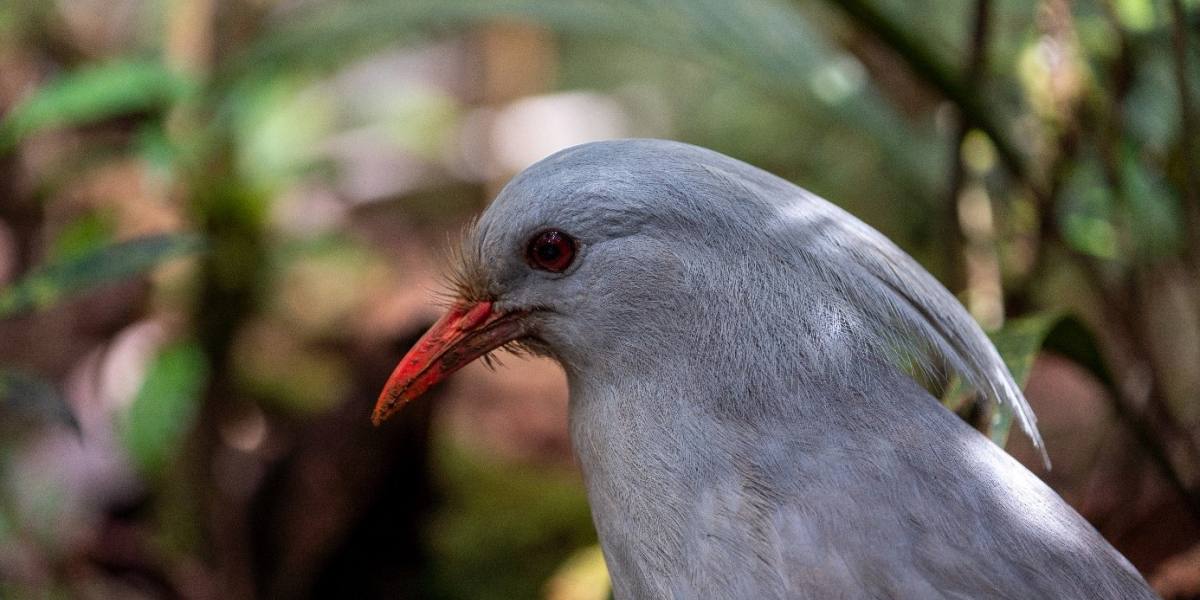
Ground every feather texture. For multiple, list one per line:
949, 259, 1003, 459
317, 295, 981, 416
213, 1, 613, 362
457, 139, 1157, 599
774, 186, 1048, 464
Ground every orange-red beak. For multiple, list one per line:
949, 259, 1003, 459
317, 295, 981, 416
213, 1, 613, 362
372, 299, 528, 425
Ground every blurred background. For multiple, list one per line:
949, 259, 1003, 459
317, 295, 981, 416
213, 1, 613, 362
0, 0, 1199, 598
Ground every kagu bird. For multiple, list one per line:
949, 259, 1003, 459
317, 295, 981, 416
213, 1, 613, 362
372, 140, 1159, 599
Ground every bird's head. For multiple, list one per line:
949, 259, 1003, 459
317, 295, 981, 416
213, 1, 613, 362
371, 139, 1044, 461
372, 139, 789, 424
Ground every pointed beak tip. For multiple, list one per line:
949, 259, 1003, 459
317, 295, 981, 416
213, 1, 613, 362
371, 388, 405, 426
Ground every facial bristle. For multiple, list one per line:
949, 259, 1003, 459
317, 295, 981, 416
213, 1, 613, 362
440, 219, 493, 303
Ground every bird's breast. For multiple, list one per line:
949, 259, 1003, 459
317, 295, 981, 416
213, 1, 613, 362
567, 379, 803, 598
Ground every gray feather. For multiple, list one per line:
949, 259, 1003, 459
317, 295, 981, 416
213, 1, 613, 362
775, 185, 1048, 463
464, 139, 1158, 599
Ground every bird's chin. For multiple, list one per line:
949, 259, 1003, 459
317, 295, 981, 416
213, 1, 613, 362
504, 335, 555, 359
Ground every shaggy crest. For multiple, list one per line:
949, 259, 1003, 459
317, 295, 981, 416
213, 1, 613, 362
796, 192, 1048, 465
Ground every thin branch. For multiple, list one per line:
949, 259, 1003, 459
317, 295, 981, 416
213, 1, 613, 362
1023, 137, 1200, 522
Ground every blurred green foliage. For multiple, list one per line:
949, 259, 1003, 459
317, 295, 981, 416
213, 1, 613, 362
0, 0, 1197, 597
427, 442, 595, 600
0, 234, 204, 439
0, 234, 204, 320
0, 368, 77, 433
120, 340, 209, 475
0, 59, 194, 151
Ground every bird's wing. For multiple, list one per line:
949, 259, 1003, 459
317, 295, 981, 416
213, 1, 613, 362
762, 370, 1159, 600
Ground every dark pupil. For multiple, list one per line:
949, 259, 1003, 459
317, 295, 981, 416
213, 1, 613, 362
536, 242, 562, 262
528, 231, 574, 271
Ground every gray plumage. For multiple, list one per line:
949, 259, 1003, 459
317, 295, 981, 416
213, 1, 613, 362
458, 139, 1159, 599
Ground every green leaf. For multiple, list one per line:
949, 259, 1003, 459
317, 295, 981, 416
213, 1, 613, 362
0, 58, 195, 151
1122, 150, 1185, 257
0, 233, 206, 320
48, 212, 118, 263
990, 312, 1115, 391
120, 341, 208, 475
982, 312, 1065, 446
985, 406, 1015, 450
944, 311, 1077, 446
940, 313, 1117, 448
977, 312, 1117, 448
0, 368, 78, 432
989, 312, 1067, 389
1060, 161, 1120, 260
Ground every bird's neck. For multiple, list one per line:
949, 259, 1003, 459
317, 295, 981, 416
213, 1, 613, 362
566, 360, 915, 598
559, 255, 923, 596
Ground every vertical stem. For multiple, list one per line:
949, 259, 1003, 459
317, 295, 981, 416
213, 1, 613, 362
165, 0, 215, 76
944, 138, 969, 291
166, 1, 261, 599
1095, 0, 1133, 196
1074, 256, 1200, 522
1169, 0, 1200, 272
943, 0, 992, 292
0, 46, 42, 275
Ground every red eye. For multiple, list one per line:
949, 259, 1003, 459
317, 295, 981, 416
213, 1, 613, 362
526, 230, 576, 272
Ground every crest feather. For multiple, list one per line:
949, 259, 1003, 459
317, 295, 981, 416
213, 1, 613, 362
789, 190, 1048, 466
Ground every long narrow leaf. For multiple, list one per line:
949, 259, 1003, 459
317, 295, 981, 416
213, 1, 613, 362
0, 58, 194, 151
988, 312, 1067, 389
952, 313, 1121, 449
981, 312, 1065, 447
0, 233, 206, 320
0, 368, 78, 432
942, 311, 1066, 447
